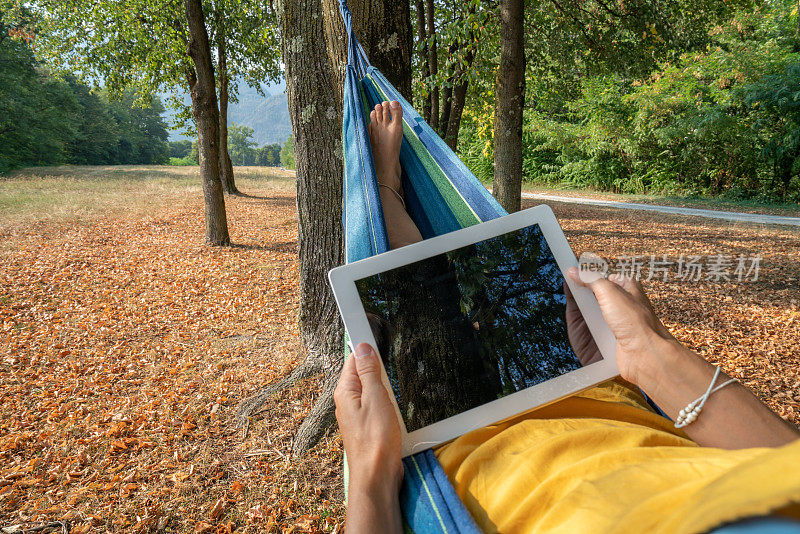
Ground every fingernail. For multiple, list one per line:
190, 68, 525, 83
578, 269, 605, 284
354, 344, 373, 359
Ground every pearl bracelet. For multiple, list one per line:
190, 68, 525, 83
674, 366, 738, 428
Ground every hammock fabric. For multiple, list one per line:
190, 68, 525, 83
338, 0, 495, 531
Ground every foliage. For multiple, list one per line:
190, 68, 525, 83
280, 134, 295, 170
227, 123, 257, 165
455, 1, 800, 201
7, 0, 281, 138
0, 27, 75, 172
255, 144, 282, 167
169, 141, 196, 165
169, 156, 195, 166
169, 140, 193, 159
223, 123, 282, 166
0, 22, 169, 172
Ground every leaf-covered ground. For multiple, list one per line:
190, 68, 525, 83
0, 167, 798, 532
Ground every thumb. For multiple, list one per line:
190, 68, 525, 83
568, 267, 634, 314
353, 343, 384, 389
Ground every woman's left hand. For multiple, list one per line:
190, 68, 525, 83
334, 343, 404, 495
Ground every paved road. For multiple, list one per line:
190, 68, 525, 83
522, 192, 800, 227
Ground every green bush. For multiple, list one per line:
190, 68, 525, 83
280, 135, 295, 170
169, 156, 195, 166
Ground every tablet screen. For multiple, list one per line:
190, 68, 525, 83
354, 223, 600, 432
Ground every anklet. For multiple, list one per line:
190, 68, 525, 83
674, 366, 738, 429
379, 183, 406, 209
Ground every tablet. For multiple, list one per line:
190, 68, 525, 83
329, 205, 618, 457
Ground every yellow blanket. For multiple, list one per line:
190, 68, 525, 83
436, 380, 800, 534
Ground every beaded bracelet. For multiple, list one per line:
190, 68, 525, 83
674, 366, 738, 428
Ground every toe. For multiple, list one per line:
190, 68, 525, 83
374, 103, 383, 123
381, 101, 392, 123
389, 101, 402, 123
370, 109, 376, 125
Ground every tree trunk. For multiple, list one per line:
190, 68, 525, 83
349, 0, 413, 100
439, 66, 453, 137
443, 45, 474, 151
425, 0, 439, 131
236, 0, 412, 456
492, 0, 526, 213
185, 0, 229, 246
441, 5, 476, 151
415, 0, 431, 122
217, 26, 239, 195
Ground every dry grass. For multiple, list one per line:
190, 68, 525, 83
0, 166, 797, 532
0, 165, 296, 232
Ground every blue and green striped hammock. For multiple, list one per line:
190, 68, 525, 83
338, 0, 499, 531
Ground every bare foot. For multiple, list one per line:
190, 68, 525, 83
368, 101, 403, 193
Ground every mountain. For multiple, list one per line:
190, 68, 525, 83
163, 81, 291, 146
228, 86, 291, 146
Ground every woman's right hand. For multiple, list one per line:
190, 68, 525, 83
568, 267, 800, 448
567, 267, 677, 386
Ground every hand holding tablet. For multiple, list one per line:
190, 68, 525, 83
329, 205, 619, 456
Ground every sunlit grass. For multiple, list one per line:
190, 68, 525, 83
0, 165, 296, 229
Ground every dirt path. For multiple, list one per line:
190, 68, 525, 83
523, 192, 800, 227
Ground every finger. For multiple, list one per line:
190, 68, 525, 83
381, 101, 391, 123
374, 103, 383, 123
334, 352, 362, 407
611, 275, 667, 334
563, 279, 575, 302
608, 273, 641, 296
353, 343, 385, 392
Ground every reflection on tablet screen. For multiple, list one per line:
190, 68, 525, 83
354, 223, 601, 432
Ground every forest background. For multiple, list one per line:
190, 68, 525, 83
2, 1, 799, 203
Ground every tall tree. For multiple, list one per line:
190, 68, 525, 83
492, 0, 525, 212
418, 0, 485, 150
215, 7, 238, 195
236, 0, 412, 456
425, 0, 439, 131
210, 0, 281, 195
186, 0, 229, 245
23, 0, 231, 244
415, 0, 431, 121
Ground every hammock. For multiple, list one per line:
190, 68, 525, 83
338, 0, 497, 531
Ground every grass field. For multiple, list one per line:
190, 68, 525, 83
0, 165, 296, 229
0, 166, 798, 532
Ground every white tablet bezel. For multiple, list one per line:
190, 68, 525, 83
329, 204, 618, 457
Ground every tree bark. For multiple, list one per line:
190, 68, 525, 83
492, 0, 526, 213
236, 0, 412, 456
217, 25, 239, 195
441, 5, 476, 151
415, 0, 431, 122
443, 45, 474, 151
349, 0, 413, 100
439, 62, 453, 137
425, 0, 439, 131
185, 0, 229, 245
